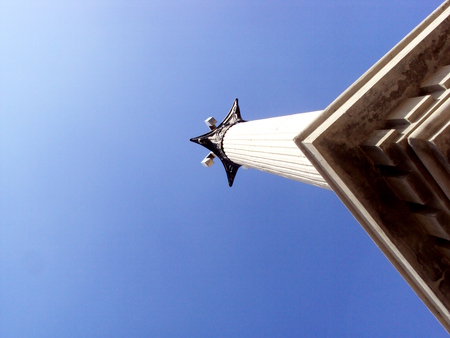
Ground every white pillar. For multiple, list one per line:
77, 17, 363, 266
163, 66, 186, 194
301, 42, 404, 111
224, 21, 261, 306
223, 111, 330, 189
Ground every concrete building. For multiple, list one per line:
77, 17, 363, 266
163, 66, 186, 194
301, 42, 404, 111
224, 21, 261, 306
191, 1, 450, 333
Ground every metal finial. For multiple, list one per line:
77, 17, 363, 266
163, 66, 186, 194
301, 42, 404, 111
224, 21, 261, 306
190, 99, 246, 187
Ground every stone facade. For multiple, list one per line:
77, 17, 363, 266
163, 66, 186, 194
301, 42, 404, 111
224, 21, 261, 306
295, 1, 450, 332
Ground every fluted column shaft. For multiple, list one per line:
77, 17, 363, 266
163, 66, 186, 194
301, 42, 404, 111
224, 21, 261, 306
223, 112, 329, 189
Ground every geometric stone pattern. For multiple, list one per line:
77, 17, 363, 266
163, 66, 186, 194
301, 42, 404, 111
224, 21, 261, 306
409, 69, 450, 202
362, 66, 450, 241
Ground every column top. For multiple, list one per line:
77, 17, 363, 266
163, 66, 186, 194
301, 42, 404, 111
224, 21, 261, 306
190, 99, 245, 187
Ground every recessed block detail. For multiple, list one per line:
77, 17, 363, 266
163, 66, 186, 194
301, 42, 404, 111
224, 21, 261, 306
408, 203, 450, 240
385, 172, 431, 205
387, 95, 435, 124
409, 94, 450, 202
361, 129, 399, 166
421, 65, 450, 93
431, 121, 450, 166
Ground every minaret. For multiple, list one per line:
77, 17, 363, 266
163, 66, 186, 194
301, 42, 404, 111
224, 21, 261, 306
190, 99, 329, 189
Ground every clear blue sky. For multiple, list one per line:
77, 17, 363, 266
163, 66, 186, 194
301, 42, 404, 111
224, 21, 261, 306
0, 0, 448, 337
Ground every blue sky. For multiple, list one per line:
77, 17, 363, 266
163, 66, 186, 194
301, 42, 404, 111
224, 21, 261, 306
0, 0, 448, 337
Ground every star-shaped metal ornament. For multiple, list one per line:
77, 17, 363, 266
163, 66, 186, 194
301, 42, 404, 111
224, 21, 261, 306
190, 99, 246, 187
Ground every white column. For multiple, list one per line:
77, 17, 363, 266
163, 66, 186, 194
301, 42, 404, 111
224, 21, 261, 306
223, 111, 329, 189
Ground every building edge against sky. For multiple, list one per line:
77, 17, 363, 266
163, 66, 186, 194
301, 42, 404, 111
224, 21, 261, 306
295, 0, 450, 332
191, 0, 450, 332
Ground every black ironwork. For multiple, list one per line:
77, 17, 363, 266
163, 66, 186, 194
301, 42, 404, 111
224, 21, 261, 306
190, 99, 246, 187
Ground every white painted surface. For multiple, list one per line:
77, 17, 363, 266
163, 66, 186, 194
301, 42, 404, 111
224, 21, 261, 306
201, 152, 216, 167
223, 111, 329, 189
